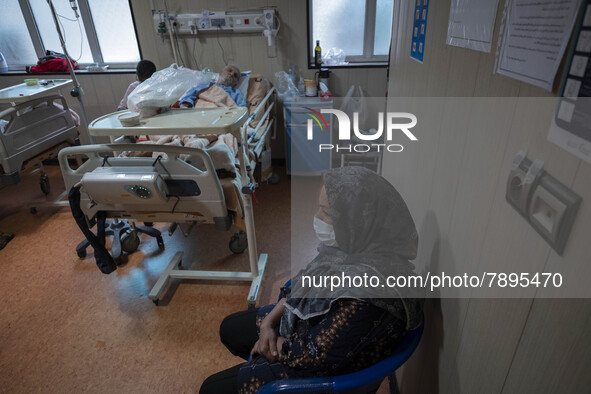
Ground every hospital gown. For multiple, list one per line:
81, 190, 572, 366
179, 83, 246, 107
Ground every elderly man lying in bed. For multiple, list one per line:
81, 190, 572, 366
124, 65, 251, 177
179, 65, 246, 108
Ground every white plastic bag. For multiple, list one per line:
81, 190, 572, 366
127, 64, 212, 118
322, 48, 347, 66
340, 85, 369, 132
274, 71, 301, 100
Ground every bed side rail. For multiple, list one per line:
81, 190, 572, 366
247, 86, 276, 125
58, 143, 230, 224
58, 143, 217, 178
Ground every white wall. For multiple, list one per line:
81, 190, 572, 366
383, 1, 591, 393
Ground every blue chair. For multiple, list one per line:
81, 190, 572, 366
257, 323, 423, 393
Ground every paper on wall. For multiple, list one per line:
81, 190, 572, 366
447, 0, 500, 53
548, 1, 591, 164
495, 0, 581, 91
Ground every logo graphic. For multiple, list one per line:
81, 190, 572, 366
305, 107, 328, 139
306, 109, 418, 153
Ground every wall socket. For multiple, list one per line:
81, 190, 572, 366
506, 151, 581, 255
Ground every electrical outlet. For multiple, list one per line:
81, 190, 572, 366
528, 173, 581, 255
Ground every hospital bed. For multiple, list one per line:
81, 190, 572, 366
0, 79, 79, 195
58, 84, 276, 307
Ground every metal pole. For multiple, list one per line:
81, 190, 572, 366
46, 0, 93, 144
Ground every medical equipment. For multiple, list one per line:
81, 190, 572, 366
156, 10, 276, 34
80, 167, 170, 205
68, 0, 79, 18
0, 79, 79, 196
153, 8, 279, 58
47, 0, 92, 144
59, 82, 277, 307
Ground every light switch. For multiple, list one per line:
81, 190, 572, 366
527, 174, 581, 255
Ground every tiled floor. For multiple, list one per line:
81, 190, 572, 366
0, 164, 389, 393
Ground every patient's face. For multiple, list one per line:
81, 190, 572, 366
218, 66, 240, 87
315, 186, 332, 225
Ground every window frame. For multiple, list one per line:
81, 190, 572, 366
13, 0, 141, 70
307, 0, 392, 69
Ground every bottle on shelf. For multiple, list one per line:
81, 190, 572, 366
315, 40, 322, 67
287, 61, 297, 85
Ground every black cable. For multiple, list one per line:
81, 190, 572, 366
168, 195, 180, 214
152, 155, 163, 167
152, 155, 172, 178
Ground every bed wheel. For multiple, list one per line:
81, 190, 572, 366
153, 299, 160, 306
121, 230, 140, 253
229, 231, 248, 254
40, 174, 50, 195
30, 207, 37, 214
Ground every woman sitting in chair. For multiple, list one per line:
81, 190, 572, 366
201, 166, 424, 394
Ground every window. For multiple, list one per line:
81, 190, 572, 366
308, 0, 394, 68
1, 0, 140, 71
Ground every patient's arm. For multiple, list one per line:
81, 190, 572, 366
178, 82, 211, 108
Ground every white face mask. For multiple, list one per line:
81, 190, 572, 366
313, 216, 338, 247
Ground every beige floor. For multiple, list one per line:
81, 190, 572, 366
0, 164, 389, 393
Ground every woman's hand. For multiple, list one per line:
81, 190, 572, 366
250, 298, 287, 362
276, 336, 287, 360
250, 321, 279, 362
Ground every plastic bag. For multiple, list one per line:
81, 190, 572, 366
322, 48, 347, 66
127, 64, 212, 118
340, 85, 384, 144
341, 85, 375, 142
274, 71, 301, 100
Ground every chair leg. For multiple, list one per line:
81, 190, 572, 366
388, 372, 400, 394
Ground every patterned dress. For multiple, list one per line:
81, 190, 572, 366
237, 298, 407, 394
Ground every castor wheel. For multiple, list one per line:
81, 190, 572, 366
229, 231, 248, 254
268, 171, 280, 184
77, 249, 87, 259
40, 173, 50, 195
30, 207, 37, 214
121, 229, 140, 253
152, 299, 159, 306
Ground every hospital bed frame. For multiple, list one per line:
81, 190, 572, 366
0, 80, 79, 196
58, 87, 276, 307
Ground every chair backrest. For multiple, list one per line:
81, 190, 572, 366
257, 323, 424, 393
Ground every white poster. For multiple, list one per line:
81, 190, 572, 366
548, 2, 591, 164
495, 0, 581, 91
446, 0, 500, 53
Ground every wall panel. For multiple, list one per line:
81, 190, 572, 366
384, 0, 591, 393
